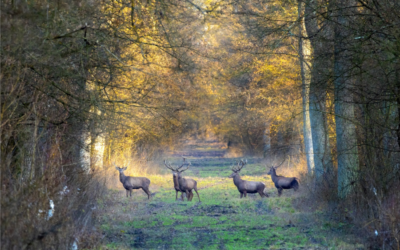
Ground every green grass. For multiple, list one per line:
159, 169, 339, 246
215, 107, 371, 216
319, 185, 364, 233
93, 156, 364, 249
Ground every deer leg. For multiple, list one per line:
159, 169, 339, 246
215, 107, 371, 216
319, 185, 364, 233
176, 191, 178, 200
185, 190, 190, 201
129, 189, 132, 197
180, 192, 184, 201
193, 187, 201, 202
191, 191, 195, 201
278, 188, 282, 197
126, 190, 129, 198
243, 191, 247, 198
240, 193, 243, 198
189, 190, 194, 201
143, 188, 151, 199
182, 192, 186, 201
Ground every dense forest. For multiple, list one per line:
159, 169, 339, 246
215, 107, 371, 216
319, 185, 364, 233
1, 0, 399, 249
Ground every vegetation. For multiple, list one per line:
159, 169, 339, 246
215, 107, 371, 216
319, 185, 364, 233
91, 154, 364, 249
1, 0, 400, 249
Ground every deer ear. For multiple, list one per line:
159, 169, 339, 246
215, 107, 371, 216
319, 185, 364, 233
115, 167, 119, 170
123, 167, 127, 170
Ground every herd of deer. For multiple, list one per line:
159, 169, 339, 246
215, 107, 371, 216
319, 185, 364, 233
114, 158, 300, 201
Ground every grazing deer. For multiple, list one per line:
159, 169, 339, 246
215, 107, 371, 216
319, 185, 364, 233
114, 163, 151, 199
266, 161, 299, 197
165, 158, 201, 202
229, 160, 268, 198
164, 160, 185, 201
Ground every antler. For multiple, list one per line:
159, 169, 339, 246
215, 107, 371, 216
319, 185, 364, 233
232, 159, 247, 173
177, 157, 187, 170
266, 157, 286, 169
274, 157, 286, 169
164, 160, 177, 171
178, 163, 190, 173
231, 163, 238, 172
178, 158, 190, 173
237, 159, 246, 171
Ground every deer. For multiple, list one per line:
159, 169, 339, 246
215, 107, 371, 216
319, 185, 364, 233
229, 159, 268, 198
114, 163, 151, 199
165, 158, 200, 202
164, 160, 185, 201
266, 159, 299, 197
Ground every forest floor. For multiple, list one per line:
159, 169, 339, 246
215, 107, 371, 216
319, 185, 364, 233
91, 141, 365, 250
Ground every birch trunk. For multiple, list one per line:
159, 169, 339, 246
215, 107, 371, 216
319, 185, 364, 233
92, 109, 105, 170
298, 0, 314, 174
92, 134, 105, 169
305, 0, 334, 179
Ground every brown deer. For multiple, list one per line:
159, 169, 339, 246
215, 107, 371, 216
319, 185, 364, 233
266, 160, 299, 197
171, 158, 201, 202
114, 163, 151, 199
229, 160, 268, 198
164, 160, 185, 201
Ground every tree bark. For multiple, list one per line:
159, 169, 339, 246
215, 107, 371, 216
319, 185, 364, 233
80, 130, 91, 173
263, 123, 271, 158
334, 0, 359, 197
298, 0, 315, 174
305, 0, 334, 179
91, 109, 105, 170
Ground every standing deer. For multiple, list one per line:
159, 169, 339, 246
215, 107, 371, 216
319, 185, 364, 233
266, 160, 299, 197
166, 158, 200, 202
229, 160, 268, 198
114, 163, 151, 199
164, 160, 185, 201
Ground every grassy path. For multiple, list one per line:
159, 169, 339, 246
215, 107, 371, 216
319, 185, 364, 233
93, 144, 364, 249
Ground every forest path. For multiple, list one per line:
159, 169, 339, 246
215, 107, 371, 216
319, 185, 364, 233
94, 140, 364, 249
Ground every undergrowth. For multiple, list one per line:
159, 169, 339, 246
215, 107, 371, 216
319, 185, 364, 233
83, 157, 365, 250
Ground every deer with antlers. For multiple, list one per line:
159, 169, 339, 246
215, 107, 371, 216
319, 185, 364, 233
229, 160, 268, 198
164, 158, 201, 202
164, 159, 185, 201
266, 159, 299, 197
114, 163, 151, 199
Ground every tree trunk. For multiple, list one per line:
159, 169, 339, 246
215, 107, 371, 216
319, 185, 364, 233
80, 130, 91, 173
263, 123, 271, 158
298, 0, 315, 174
334, 0, 359, 197
92, 109, 105, 170
304, 0, 334, 179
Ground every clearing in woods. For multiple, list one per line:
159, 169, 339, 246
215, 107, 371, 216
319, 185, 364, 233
94, 141, 364, 249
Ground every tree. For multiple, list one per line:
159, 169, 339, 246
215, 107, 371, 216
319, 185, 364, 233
333, 0, 359, 197
304, 0, 334, 179
298, 0, 315, 173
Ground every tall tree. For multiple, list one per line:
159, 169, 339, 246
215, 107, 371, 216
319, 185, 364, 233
333, 0, 359, 197
298, 0, 315, 173
304, 0, 334, 179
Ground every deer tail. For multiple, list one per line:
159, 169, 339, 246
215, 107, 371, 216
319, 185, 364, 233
293, 178, 300, 190
263, 187, 268, 196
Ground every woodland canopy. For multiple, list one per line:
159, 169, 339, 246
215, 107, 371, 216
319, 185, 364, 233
1, 0, 399, 248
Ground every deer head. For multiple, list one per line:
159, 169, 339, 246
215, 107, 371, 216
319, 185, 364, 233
113, 162, 127, 173
229, 159, 247, 178
164, 158, 190, 177
266, 158, 285, 175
